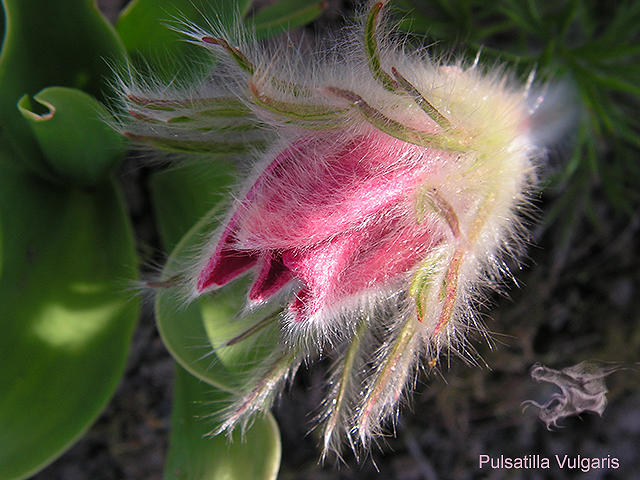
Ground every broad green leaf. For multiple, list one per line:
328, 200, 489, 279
150, 158, 279, 394
116, 0, 253, 81
117, 0, 253, 55
116, 0, 324, 80
18, 87, 126, 186
164, 366, 281, 480
0, 5, 5, 43
150, 162, 236, 251
249, 0, 326, 40
0, 163, 139, 479
0, 0, 125, 177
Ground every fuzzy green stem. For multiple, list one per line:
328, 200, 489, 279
146, 274, 184, 288
365, 2, 397, 91
416, 187, 461, 238
434, 247, 465, 335
127, 94, 250, 115
224, 313, 279, 348
359, 317, 417, 435
215, 348, 299, 434
202, 36, 255, 74
322, 318, 368, 453
409, 249, 446, 322
250, 82, 347, 126
129, 110, 260, 132
123, 132, 265, 154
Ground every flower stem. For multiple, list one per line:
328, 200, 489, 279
216, 348, 300, 434
364, 1, 398, 91
202, 36, 255, 74
223, 313, 279, 348
127, 94, 250, 115
122, 132, 265, 154
433, 247, 464, 335
249, 82, 347, 126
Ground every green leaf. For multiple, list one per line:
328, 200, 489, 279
164, 366, 281, 480
149, 129, 276, 394
250, 0, 326, 39
150, 162, 236, 250
155, 210, 280, 392
17, 87, 126, 186
0, 163, 139, 479
0, 5, 5, 43
150, 162, 281, 478
0, 0, 125, 177
116, 0, 253, 81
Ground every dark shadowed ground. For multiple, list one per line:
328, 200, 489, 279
31, 1, 640, 479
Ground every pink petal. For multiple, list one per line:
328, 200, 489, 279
196, 132, 446, 307
234, 133, 436, 249
196, 223, 258, 292
289, 287, 311, 321
248, 253, 293, 303
283, 233, 361, 320
341, 222, 442, 293
195, 136, 312, 293
283, 218, 443, 320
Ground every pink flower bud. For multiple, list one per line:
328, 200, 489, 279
117, 1, 573, 457
196, 132, 446, 324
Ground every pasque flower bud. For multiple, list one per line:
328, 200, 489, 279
117, 1, 570, 457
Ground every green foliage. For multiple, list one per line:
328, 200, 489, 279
155, 214, 281, 391
249, 0, 327, 39
18, 87, 126, 186
164, 367, 281, 480
0, 1, 137, 478
116, 0, 234, 82
0, 0, 125, 178
0, 164, 139, 479
116, 0, 325, 77
117, 0, 254, 61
